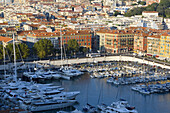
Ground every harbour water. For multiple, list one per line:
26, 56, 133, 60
39, 73, 170, 113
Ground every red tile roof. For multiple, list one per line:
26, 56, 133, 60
161, 33, 170, 36
0, 36, 13, 43
148, 35, 160, 38
142, 11, 158, 13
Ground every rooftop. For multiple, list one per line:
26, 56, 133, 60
0, 36, 13, 43
142, 11, 158, 13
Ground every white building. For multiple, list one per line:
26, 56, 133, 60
104, 0, 117, 8
142, 11, 158, 18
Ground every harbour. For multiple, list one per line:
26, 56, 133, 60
34, 73, 170, 113
0, 0, 170, 113
1, 58, 170, 113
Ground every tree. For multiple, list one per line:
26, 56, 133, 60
113, 11, 121, 16
6, 43, 30, 60
79, 46, 88, 55
146, 3, 159, 11
165, 8, 170, 18
18, 43, 30, 59
83, 47, 88, 55
67, 39, 79, 56
124, 7, 146, 17
138, 1, 146, 5
33, 39, 54, 59
157, 0, 170, 17
0, 44, 3, 60
132, 3, 137, 6
124, 0, 170, 17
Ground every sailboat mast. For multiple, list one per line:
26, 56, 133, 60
3, 41, 6, 75
60, 26, 63, 66
13, 33, 17, 81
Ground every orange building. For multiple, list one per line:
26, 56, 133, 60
96, 30, 134, 53
27, 30, 92, 49
134, 33, 148, 54
60, 30, 92, 49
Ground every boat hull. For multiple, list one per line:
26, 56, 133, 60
30, 101, 76, 112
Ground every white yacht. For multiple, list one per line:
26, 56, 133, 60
60, 67, 83, 77
47, 70, 61, 79
20, 99, 77, 112
101, 99, 138, 113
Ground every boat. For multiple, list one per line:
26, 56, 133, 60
97, 103, 107, 111
101, 99, 138, 113
20, 99, 77, 112
82, 103, 97, 112
0, 34, 80, 112
107, 77, 114, 83
71, 109, 83, 113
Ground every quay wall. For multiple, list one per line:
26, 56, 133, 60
0, 56, 170, 71
37, 56, 170, 69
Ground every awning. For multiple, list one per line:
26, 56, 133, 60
146, 54, 152, 56
153, 54, 159, 57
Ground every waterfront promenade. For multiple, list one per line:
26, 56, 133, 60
0, 56, 170, 71
37, 56, 170, 69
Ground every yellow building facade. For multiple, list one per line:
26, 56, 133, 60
159, 33, 170, 58
147, 35, 160, 57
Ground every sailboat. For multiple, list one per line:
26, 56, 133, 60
0, 34, 80, 112
59, 26, 83, 78
2, 41, 12, 80
82, 82, 97, 112
97, 82, 107, 111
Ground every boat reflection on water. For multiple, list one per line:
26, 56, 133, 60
50, 73, 170, 113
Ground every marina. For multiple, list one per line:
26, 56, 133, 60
0, 0, 170, 113
0, 35, 170, 113
1, 59, 170, 113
